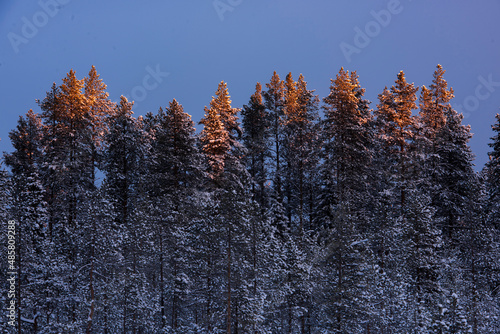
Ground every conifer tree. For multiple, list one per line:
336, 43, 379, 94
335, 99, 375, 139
485, 113, 500, 227
271, 73, 319, 331
102, 96, 153, 332
419, 65, 452, 142
371, 71, 420, 332
4, 110, 48, 332
199, 83, 234, 178
483, 115, 500, 332
263, 72, 286, 202
148, 99, 203, 331
84, 65, 114, 186
38, 83, 64, 235
375, 70, 418, 212
6, 64, 500, 332
415, 65, 455, 199
199, 81, 265, 333
433, 107, 478, 241
58, 69, 92, 225
320, 68, 373, 229
316, 206, 378, 333
403, 190, 445, 333
241, 82, 269, 209
282, 73, 320, 232
0, 160, 11, 333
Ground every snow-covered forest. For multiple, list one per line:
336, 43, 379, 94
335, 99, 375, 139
1, 64, 499, 333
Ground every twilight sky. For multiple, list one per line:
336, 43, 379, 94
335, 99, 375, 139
1, 0, 499, 169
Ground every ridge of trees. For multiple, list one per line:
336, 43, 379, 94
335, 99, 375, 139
1, 64, 499, 333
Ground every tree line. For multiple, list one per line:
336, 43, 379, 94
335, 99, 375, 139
1, 64, 499, 333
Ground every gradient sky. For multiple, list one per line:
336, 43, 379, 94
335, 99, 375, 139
1, 0, 499, 170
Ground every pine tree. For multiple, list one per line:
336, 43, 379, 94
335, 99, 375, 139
38, 83, 64, 236
282, 73, 321, 233
316, 206, 378, 333
403, 190, 445, 333
200, 86, 232, 178
0, 154, 13, 333
58, 69, 93, 225
83, 65, 114, 186
152, 99, 203, 192
472, 112, 500, 333
433, 107, 478, 242
148, 99, 203, 331
199, 81, 263, 333
4, 110, 48, 332
102, 96, 153, 333
372, 71, 420, 332
103, 96, 149, 227
419, 65, 452, 142
82, 188, 118, 334
241, 82, 269, 210
485, 113, 500, 227
263, 72, 286, 203
375, 71, 418, 211
320, 68, 373, 230
416, 65, 455, 200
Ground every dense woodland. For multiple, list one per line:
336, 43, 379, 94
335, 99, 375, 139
1, 64, 499, 333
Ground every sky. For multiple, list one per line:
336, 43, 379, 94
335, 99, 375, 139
1, 0, 499, 170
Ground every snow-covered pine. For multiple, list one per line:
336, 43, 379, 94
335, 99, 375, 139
4, 65, 500, 332
374, 70, 418, 215
263, 72, 286, 204
241, 82, 270, 211
0, 158, 12, 333
102, 96, 155, 332
282, 73, 321, 234
83, 65, 115, 187
146, 98, 203, 331
4, 110, 48, 332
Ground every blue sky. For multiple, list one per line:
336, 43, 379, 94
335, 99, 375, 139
1, 0, 499, 169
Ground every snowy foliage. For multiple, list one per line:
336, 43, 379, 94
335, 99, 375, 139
1, 65, 498, 333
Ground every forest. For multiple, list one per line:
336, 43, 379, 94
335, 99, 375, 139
1, 64, 499, 333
